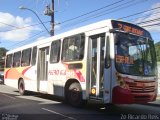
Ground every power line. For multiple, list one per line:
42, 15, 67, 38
59, 0, 127, 24
2, 0, 130, 49
18, 32, 46, 47
118, 5, 160, 20
0, 0, 152, 33
61, 1, 160, 33
0, 22, 19, 29
60, 0, 136, 27
19, 6, 50, 35
0, 0, 159, 40
0, 21, 50, 32
136, 17, 160, 25
57, 0, 147, 32
7, 31, 45, 49
0, 0, 127, 32
79, 0, 143, 22
141, 22, 160, 27
128, 11, 160, 22
1, 0, 159, 50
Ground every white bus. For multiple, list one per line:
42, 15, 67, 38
4, 19, 158, 107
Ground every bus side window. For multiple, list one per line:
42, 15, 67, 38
21, 48, 31, 67
78, 35, 85, 60
62, 34, 85, 61
6, 54, 13, 68
50, 40, 61, 63
31, 46, 37, 66
13, 51, 21, 67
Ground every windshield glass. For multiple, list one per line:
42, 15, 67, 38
115, 33, 157, 76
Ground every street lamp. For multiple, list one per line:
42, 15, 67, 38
19, 6, 50, 35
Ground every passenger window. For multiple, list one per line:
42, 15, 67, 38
62, 34, 85, 61
31, 46, 37, 65
6, 54, 13, 68
21, 48, 31, 67
13, 51, 21, 67
50, 40, 61, 63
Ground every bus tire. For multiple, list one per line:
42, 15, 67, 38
67, 82, 83, 107
18, 80, 26, 95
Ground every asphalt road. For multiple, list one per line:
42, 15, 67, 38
0, 84, 160, 120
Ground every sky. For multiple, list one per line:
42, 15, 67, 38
0, 0, 160, 50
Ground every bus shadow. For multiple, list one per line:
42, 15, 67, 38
12, 90, 159, 119
14, 90, 64, 103
13, 89, 159, 116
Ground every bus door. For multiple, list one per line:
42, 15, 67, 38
37, 47, 49, 92
89, 33, 111, 102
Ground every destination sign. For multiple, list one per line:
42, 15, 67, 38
117, 23, 143, 36
116, 55, 134, 64
111, 20, 151, 38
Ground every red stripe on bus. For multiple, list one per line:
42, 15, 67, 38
74, 69, 85, 82
5, 69, 11, 78
22, 66, 32, 75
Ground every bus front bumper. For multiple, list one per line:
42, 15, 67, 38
112, 86, 157, 104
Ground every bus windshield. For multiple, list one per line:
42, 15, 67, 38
115, 32, 157, 76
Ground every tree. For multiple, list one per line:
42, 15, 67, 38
0, 47, 8, 59
0, 47, 8, 71
155, 42, 160, 62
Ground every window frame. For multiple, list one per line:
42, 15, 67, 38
61, 33, 85, 62
31, 46, 37, 66
6, 54, 13, 68
13, 51, 21, 68
50, 40, 61, 64
21, 48, 32, 67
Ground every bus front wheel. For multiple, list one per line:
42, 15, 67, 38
18, 80, 25, 95
67, 82, 84, 107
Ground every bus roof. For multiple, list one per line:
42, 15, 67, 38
6, 19, 150, 54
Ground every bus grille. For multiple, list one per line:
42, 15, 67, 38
128, 81, 155, 93
134, 96, 151, 102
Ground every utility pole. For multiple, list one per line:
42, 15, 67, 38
44, 0, 54, 36
51, 0, 54, 36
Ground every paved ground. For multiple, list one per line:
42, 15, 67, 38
147, 94, 160, 107
0, 84, 160, 120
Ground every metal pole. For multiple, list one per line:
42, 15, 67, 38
50, 0, 54, 36
19, 6, 50, 35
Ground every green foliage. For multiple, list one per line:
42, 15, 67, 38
0, 47, 8, 71
0, 47, 7, 59
155, 42, 160, 62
